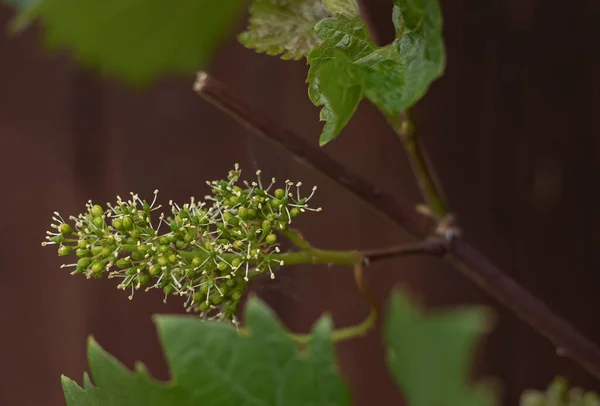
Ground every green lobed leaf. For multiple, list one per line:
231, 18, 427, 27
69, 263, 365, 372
520, 377, 600, 406
63, 296, 351, 406
307, 0, 445, 145
239, 0, 329, 60
384, 290, 497, 406
27, 0, 244, 84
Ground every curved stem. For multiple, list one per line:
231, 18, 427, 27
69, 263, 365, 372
289, 262, 378, 344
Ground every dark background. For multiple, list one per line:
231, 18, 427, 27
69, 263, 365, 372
1, 0, 599, 405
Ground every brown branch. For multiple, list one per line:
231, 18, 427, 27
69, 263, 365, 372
363, 238, 446, 263
193, 72, 600, 380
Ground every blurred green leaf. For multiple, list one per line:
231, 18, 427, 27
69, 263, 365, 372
384, 290, 497, 406
307, 0, 445, 145
63, 296, 351, 406
239, 0, 329, 60
28, 0, 244, 84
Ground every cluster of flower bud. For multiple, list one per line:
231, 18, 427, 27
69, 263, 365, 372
42, 165, 320, 323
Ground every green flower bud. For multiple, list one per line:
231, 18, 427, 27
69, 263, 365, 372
198, 302, 210, 312
226, 278, 237, 287
199, 283, 209, 295
237, 207, 248, 219
59, 223, 72, 235
149, 264, 162, 276
58, 246, 73, 256
231, 257, 242, 268
290, 207, 300, 218
247, 208, 257, 219
92, 217, 104, 229
91, 246, 103, 256
265, 234, 277, 245
210, 294, 223, 305
90, 205, 104, 217
232, 290, 243, 301
116, 258, 131, 269
91, 261, 106, 274
122, 216, 133, 230
175, 240, 186, 249
131, 251, 144, 261
157, 256, 168, 267
217, 262, 228, 272
191, 257, 202, 267
270, 198, 282, 209
77, 257, 92, 269
138, 273, 151, 286
111, 218, 123, 230
76, 248, 91, 258
158, 245, 169, 254
168, 254, 177, 264
274, 189, 285, 199
193, 291, 205, 303
101, 247, 113, 258
51, 235, 65, 244
163, 284, 175, 295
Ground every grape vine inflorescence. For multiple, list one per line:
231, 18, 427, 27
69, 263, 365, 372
42, 165, 320, 323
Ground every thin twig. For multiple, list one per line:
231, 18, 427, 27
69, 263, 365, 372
193, 72, 600, 380
387, 112, 449, 218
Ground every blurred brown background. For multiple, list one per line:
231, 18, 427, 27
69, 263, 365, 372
1, 0, 599, 405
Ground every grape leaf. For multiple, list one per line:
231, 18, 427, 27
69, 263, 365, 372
62, 296, 351, 406
27, 0, 244, 84
307, 0, 445, 145
384, 290, 497, 406
323, 0, 359, 18
239, 0, 329, 60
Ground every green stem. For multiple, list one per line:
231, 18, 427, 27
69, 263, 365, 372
179, 248, 364, 270
387, 112, 448, 218
289, 307, 377, 344
280, 228, 312, 251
